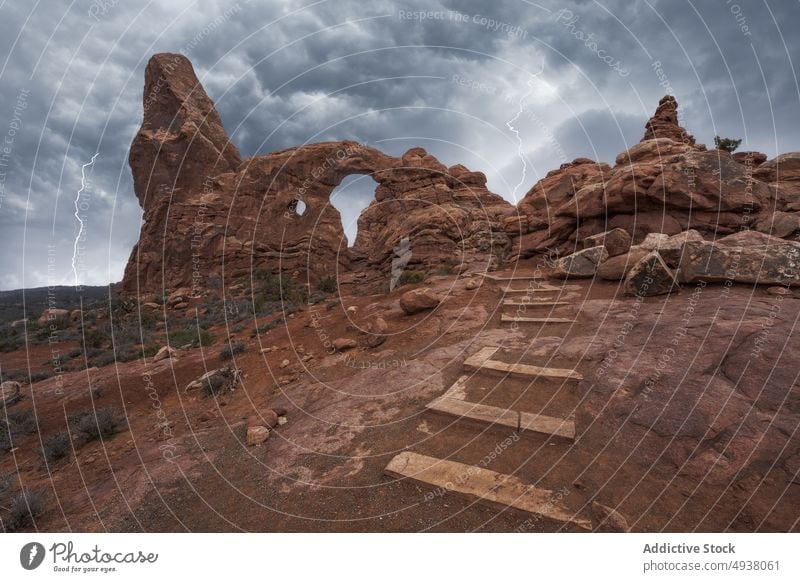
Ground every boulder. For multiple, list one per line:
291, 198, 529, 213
400, 288, 442, 315
675, 237, 800, 287
583, 228, 631, 257
623, 251, 680, 296
246, 425, 270, 446
1, 381, 22, 407
332, 338, 357, 352
250, 409, 279, 429
364, 317, 389, 348
638, 233, 670, 251
591, 501, 630, 533
755, 211, 800, 238
597, 247, 650, 280
36, 308, 70, 326
465, 278, 481, 290
552, 246, 608, 278
153, 346, 176, 362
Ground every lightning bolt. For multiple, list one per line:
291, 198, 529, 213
28, 545, 38, 566
72, 153, 99, 286
505, 62, 545, 203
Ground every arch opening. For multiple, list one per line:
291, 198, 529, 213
329, 174, 379, 248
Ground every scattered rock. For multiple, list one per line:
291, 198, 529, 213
185, 367, 241, 394
465, 278, 481, 290
755, 211, 800, 238
246, 425, 270, 446
280, 359, 290, 368
623, 251, 680, 296
767, 286, 790, 296
332, 338, 358, 352
173, 302, 189, 310
1, 381, 22, 407
591, 501, 631, 532
597, 247, 650, 280
552, 246, 609, 278
399, 288, 442, 315
638, 233, 670, 251
153, 346, 176, 362
583, 228, 631, 257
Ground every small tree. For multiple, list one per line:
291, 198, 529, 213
714, 136, 742, 153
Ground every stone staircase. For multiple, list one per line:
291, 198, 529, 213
384, 273, 593, 530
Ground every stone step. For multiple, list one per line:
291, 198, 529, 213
502, 286, 562, 293
501, 315, 577, 324
480, 273, 545, 282
426, 394, 576, 440
384, 451, 592, 530
503, 300, 571, 307
464, 347, 582, 381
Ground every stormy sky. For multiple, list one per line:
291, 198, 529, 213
1, 0, 799, 290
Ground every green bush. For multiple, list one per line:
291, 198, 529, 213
436, 260, 456, 276
168, 327, 214, 348
317, 275, 337, 294
253, 270, 306, 309
5, 490, 44, 532
1, 409, 38, 450
398, 270, 426, 286
219, 341, 246, 360
68, 407, 125, 441
714, 136, 742, 153
41, 432, 70, 463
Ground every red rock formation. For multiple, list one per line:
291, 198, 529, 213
121, 54, 512, 296
512, 95, 795, 258
641, 94, 695, 145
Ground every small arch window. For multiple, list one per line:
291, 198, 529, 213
287, 199, 306, 216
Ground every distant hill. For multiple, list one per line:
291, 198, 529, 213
0, 286, 111, 324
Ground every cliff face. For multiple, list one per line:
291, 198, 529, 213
121, 54, 512, 296
122, 53, 800, 296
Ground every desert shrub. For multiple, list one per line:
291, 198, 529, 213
168, 326, 214, 348
142, 344, 159, 358
219, 341, 246, 360
253, 270, 307, 310
326, 299, 341, 311
202, 375, 227, 397
398, 270, 426, 286
436, 260, 456, 276
714, 135, 742, 153
29, 371, 51, 383
5, 490, 44, 532
0, 409, 38, 450
0, 472, 13, 496
68, 407, 125, 441
317, 275, 337, 294
41, 432, 70, 463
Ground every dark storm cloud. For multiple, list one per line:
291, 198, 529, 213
1, 0, 799, 289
